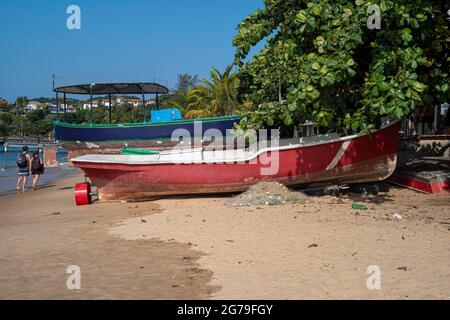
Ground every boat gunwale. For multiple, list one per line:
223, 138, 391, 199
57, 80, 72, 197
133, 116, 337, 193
71, 121, 399, 166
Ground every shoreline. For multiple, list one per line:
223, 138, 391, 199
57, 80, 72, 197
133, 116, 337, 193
0, 165, 79, 197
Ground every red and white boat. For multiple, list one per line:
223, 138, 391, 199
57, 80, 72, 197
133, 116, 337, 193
71, 121, 400, 204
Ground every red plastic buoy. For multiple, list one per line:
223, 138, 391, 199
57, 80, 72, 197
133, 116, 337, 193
75, 182, 92, 206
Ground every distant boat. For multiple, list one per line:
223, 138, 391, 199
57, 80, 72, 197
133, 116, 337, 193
55, 111, 243, 159
71, 121, 400, 204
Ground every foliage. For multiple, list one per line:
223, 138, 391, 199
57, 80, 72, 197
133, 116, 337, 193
0, 112, 13, 136
188, 65, 252, 116
162, 88, 213, 119
160, 73, 202, 118
15, 96, 29, 115
175, 73, 199, 92
163, 67, 253, 118
0, 98, 9, 111
0, 103, 148, 138
64, 105, 145, 124
233, 0, 450, 134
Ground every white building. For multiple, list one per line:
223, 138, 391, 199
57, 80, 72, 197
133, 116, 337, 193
127, 99, 142, 107
24, 101, 42, 112
82, 102, 99, 110
102, 100, 113, 107
116, 96, 126, 105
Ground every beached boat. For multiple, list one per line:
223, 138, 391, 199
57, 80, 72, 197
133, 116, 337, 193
53, 82, 242, 158
71, 120, 400, 204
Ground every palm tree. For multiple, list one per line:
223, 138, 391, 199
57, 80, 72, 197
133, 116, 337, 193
15, 96, 29, 115
188, 65, 241, 116
165, 88, 214, 119
164, 65, 253, 119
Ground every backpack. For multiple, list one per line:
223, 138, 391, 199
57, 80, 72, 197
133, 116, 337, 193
32, 157, 43, 172
17, 153, 28, 168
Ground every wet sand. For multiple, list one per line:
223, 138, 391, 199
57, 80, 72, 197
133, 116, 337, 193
0, 166, 78, 195
0, 173, 217, 299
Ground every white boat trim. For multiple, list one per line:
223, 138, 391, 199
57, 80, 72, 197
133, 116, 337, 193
326, 140, 351, 170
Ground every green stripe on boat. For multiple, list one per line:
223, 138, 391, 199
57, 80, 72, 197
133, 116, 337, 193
122, 147, 160, 155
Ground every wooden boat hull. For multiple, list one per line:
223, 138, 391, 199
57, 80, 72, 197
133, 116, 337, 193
389, 157, 450, 194
72, 122, 400, 201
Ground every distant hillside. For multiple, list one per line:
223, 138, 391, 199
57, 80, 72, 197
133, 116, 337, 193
32, 97, 81, 104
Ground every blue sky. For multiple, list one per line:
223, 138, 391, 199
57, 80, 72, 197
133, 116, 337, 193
0, 0, 263, 102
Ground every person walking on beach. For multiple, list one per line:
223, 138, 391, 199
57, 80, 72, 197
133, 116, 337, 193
16, 146, 31, 193
31, 151, 44, 190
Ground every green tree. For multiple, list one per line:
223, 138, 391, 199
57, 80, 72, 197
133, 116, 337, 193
188, 65, 249, 116
15, 96, 29, 115
233, 0, 449, 135
26, 109, 57, 137
165, 66, 253, 119
90, 106, 108, 124
0, 98, 11, 112
0, 112, 13, 136
160, 73, 200, 117
12, 115, 28, 136
176, 73, 199, 92
64, 109, 89, 124
163, 88, 211, 118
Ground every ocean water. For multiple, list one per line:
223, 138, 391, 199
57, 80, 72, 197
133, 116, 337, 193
0, 147, 76, 195
0, 147, 68, 177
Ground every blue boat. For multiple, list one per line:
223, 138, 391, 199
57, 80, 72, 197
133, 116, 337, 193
55, 111, 242, 158
52, 82, 242, 158
56, 111, 241, 143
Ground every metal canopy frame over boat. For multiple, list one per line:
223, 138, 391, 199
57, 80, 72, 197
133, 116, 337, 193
53, 77, 169, 124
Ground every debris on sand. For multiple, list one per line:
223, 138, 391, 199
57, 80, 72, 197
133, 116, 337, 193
352, 203, 368, 210
226, 182, 309, 207
393, 213, 403, 220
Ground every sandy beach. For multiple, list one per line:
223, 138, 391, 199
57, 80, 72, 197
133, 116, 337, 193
0, 172, 449, 300
0, 173, 216, 299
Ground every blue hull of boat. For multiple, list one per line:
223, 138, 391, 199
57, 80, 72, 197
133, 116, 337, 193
55, 116, 242, 142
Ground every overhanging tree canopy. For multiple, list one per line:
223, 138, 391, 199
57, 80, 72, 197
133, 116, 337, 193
233, 0, 449, 135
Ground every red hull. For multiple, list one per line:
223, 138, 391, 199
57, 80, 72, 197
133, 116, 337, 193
72, 123, 400, 201
390, 175, 450, 194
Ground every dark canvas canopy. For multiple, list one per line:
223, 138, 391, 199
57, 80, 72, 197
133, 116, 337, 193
53, 81, 168, 123
54, 82, 169, 95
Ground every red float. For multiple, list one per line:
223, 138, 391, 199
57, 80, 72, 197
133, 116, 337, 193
75, 182, 92, 206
